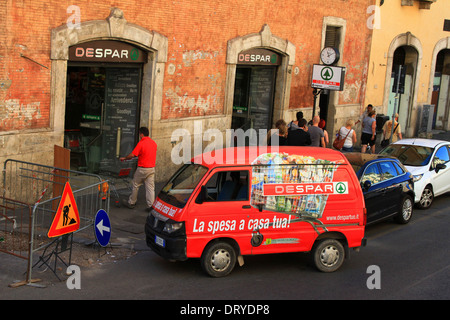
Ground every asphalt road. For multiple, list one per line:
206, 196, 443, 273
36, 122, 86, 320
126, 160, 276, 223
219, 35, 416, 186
1, 194, 449, 303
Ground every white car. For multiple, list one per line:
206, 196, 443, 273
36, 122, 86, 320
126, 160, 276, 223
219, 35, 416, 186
379, 138, 450, 209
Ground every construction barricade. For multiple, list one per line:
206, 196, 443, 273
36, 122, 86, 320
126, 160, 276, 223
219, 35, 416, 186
0, 159, 110, 286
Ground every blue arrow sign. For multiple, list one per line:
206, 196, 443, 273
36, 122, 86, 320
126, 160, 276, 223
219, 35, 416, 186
94, 209, 111, 247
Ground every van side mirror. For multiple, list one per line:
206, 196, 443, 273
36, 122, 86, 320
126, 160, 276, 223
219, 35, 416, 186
435, 163, 446, 173
362, 180, 372, 191
195, 185, 208, 204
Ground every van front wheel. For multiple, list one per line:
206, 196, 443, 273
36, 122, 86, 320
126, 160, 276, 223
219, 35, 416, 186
201, 242, 236, 277
311, 239, 345, 272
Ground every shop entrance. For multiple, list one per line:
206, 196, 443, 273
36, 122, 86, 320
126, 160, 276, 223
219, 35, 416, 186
64, 41, 147, 174
231, 49, 279, 145
431, 49, 450, 130
65, 65, 142, 173
387, 46, 418, 134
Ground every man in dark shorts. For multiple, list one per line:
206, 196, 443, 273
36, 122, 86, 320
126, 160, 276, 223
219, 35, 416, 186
361, 111, 377, 153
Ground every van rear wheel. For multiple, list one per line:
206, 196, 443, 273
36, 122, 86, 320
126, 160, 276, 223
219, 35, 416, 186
201, 241, 236, 277
311, 239, 345, 272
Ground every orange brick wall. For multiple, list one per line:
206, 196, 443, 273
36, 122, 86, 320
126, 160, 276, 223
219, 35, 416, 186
1, 0, 374, 130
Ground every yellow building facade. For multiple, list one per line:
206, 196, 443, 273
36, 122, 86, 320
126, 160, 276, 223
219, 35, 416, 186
365, 0, 449, 137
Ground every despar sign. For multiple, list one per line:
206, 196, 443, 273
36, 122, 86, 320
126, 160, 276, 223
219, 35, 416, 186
69, 40, 147, 63
263, 182, 349, 196
311, 64, 345, 91
237, 48, 280, 65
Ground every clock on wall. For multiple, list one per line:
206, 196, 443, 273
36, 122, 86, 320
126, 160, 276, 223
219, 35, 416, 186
320, 47, 340, 65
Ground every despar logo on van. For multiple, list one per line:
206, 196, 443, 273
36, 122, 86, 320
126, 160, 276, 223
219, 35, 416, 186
250, 152, 345, 219
263, 182, 349, 196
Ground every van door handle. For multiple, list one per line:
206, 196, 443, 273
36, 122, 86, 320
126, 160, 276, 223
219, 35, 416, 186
242, 205, 251, 209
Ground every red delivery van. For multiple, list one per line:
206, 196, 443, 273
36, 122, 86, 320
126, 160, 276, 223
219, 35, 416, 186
145, 146, 367, 277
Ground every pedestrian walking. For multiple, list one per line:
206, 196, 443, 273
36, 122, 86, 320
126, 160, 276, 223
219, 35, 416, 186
338, 119, 357, 152
120, 127, 157, 211
287, 111, 304, 130
267, 119, 288, 146
318, 119, 329, 146
361, 111, 377, 153
382, 113, 402, 143
308, 116, 325, 147
359, 104, 374, 125
287, 118, 311, 146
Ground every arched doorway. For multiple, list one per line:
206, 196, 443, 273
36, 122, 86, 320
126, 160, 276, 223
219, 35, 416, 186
65, 41, 147, 172
384, 32, 422, 137
231, 48, 281, 134
388, 46, 418, 134
225, 25, 295, 144
50, 8, 167, 173
431, 49, 450, 130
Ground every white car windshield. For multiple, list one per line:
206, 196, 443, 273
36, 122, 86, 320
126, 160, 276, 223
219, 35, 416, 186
380, 144, 433, 166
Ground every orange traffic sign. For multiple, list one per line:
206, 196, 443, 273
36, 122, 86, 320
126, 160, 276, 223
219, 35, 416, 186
48, 182, 80, 238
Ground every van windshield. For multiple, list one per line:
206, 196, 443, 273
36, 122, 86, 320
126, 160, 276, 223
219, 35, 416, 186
159, 163, 208, 208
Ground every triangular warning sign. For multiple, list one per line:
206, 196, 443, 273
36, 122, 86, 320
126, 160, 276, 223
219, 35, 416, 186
48, 182, 80, 238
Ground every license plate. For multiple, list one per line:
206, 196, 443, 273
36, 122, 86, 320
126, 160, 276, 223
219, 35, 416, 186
155, 235, 165, 247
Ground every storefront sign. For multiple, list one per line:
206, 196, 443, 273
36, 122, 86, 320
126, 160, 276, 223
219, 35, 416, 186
69, 40, 147, 63
311, 64, 345, 91
237, 48, 280, 65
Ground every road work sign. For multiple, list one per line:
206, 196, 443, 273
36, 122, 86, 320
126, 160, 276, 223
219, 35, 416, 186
48, 182, 80, 238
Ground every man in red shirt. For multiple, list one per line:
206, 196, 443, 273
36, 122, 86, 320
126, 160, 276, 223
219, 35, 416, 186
120, 127, 157, 210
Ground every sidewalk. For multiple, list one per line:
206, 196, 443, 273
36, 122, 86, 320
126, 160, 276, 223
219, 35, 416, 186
0, 181, 165, 289
350, 129, 450, 153
79, 181, 167, 251
430, 129, 450, 142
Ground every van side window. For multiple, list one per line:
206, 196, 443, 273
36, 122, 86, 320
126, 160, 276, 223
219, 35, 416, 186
204, 170, 249, 201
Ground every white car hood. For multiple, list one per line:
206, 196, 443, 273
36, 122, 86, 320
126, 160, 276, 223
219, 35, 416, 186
404, 165, 427, 176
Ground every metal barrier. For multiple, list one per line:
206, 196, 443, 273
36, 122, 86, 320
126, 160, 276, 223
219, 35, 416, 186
1, 159, 110, 285
0, 198, 32, 260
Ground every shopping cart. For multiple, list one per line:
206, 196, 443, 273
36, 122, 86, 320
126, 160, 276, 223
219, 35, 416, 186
98, 158, 137, 207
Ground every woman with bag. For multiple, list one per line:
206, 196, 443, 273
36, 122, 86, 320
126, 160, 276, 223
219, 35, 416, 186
334, 119, 357, 152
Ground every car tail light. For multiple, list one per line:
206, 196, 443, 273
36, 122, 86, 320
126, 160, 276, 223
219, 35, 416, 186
362, 208, 367, 226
